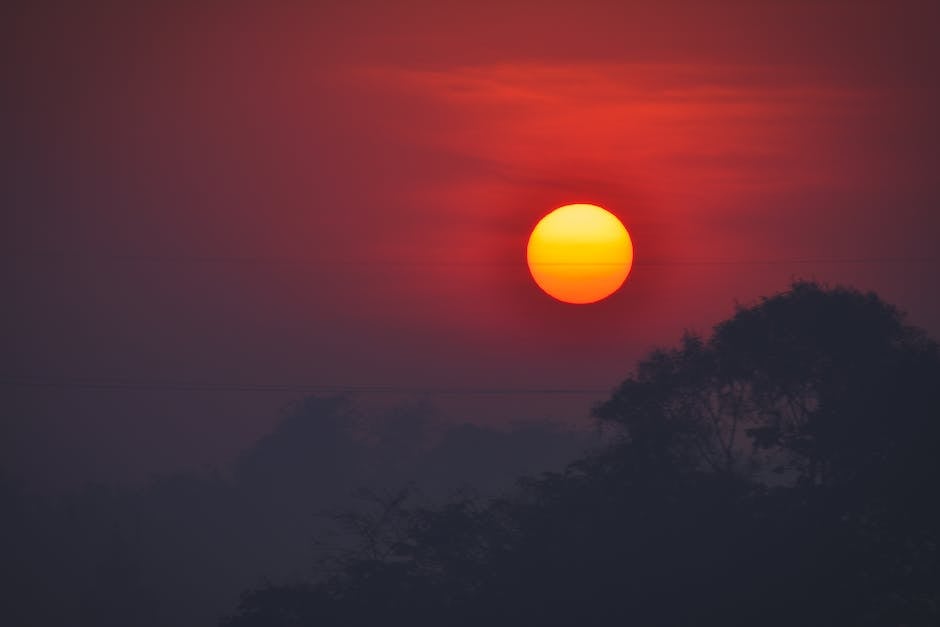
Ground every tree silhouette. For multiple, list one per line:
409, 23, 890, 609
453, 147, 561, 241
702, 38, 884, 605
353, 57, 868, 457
596, 280, 940, 487
223, 281, 940, 626
2, 392, 590, 625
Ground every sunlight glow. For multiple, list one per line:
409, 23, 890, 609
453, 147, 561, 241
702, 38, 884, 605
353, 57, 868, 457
526, 204, 634, 304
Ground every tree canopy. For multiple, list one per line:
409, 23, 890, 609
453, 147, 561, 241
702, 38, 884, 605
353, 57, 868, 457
222, 282, 940, 627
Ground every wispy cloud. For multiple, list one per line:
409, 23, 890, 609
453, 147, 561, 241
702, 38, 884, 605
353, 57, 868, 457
364, 62, 874, 214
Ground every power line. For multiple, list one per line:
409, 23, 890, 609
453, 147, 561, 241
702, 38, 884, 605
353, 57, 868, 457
3, 251, 937, 268
0, 375, 611, 396
636, 257, 938, 266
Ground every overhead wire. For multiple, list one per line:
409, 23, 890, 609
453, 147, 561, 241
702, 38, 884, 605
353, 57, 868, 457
0, 374, 611, 395
3, 251, 938, 267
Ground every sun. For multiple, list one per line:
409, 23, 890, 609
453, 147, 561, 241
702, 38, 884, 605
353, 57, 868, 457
526, 203, 634, 304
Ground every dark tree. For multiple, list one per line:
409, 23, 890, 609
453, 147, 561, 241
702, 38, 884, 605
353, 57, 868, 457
596, 282, 939, 485
222, 282, 940, 627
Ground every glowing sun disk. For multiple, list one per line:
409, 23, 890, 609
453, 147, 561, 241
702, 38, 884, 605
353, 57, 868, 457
526, 203, 634, 304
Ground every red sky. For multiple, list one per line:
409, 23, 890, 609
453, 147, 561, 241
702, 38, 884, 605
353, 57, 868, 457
3, 0, 939, 486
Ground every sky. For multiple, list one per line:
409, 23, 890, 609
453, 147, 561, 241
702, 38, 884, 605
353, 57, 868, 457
3, 0, 939, 488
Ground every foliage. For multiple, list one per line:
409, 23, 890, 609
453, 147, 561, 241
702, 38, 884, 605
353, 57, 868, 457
2, 397, 589, 626
223, 281, 940, 626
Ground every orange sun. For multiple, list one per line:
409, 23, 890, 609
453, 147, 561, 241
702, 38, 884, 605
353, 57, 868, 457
526, 203, 634, 304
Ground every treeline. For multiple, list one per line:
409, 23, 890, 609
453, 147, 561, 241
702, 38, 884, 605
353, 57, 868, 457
1, 401, 591, 626
223, 282, 940, 626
